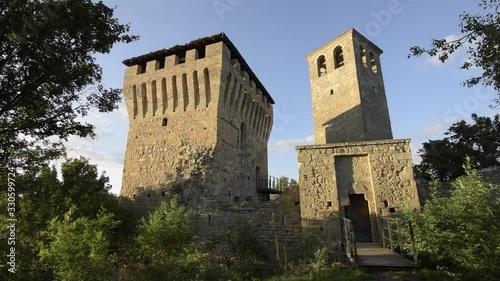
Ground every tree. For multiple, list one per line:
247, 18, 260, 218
39, 207, 120, 281
415, 114, 500, 181
136, 197, 209, 280
405, 163, 500, 280
0, 157, 127, 280
0, 0, 138, 167
409, 0, 500, 106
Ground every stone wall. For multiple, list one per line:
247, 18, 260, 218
194, 185, 302, 267
416, 166, 500, 205
482, 166, 500, 185
296, 139, 420, 244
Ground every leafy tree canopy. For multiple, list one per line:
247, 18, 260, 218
415, 114, 500, 181
409, 0, 500, 106
0, 0, 138, 167
0, 157, 127, 280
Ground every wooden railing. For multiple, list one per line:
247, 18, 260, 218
377, 217, 418, 266
340, 217, 357, 264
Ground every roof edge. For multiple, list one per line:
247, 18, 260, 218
122, 33, 275, 104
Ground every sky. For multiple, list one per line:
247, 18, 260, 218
62, 0, 498, 194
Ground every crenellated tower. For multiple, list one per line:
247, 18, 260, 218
120, 34, 275, 213
306, 29, 393, 144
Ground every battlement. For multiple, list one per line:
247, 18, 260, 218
123, 33, 274, 103
122, 34, 273, 144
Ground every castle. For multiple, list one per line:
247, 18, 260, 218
120, 29, 420, 259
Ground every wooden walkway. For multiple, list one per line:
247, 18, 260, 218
356, 243, 417, 268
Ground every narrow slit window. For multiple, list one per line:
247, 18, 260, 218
240, 122, 246, 148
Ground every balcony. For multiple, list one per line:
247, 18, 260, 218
256, 175, 286, 194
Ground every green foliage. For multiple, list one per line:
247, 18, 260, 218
405, 163, 500, 280
39, 207, 120, 281
409, 0, 500, 106
415, 114, 500, 181
0, 0, 138, 167
0, 157, 127, 280
312, 248, 330, 272
136, 197, 209, 281
209, 219, 261, 280
264, 262, 367, 281
385, 269, 458, 281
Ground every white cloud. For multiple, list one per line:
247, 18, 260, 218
420, 122, 446, 136
51, 135, 125, 194
410, 142, 422, 164
269, 135, 314, 150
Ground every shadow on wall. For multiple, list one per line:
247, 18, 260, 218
119, 163, 218, 223
322, 105, 364, 143
119, 181, 356, 272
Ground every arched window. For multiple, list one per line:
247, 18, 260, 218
240, 122, 246, 148
334, 46, 344, 68
359, 44, 367, 67
317, 55, 327, 77
162, 118, 168, 127
370, 52, 378, 73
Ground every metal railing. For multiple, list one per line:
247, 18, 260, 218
340, 217, 357, 264
256, 175, 286, 193
377, 217, 418, 266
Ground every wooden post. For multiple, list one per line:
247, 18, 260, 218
388, 219, 394, 251
408, 220, 418, 265
351, 220, 357, 263
396, 219, 403, 255
380, 218, 387, 247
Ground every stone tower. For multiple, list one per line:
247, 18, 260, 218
296, 29, 420, 244
120, 34, 275, 213
305, 29, 393, 144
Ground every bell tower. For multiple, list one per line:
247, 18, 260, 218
306, 28, 393, 144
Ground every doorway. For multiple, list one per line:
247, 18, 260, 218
346, 194, 372, 242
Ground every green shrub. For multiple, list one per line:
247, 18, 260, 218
39, 207, 119, 281
136, 197, 210, 281
405, 164, 500, 280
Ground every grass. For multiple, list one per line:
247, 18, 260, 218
263, 266, 464, 281
382, 269, 461, 281
264, 264, 368, 281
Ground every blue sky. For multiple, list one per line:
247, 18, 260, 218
63, 1, 498, 194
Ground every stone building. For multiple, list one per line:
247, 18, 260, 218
296, 29, 420, 244
119, 29, 421, 265
120, 33, 276, 215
